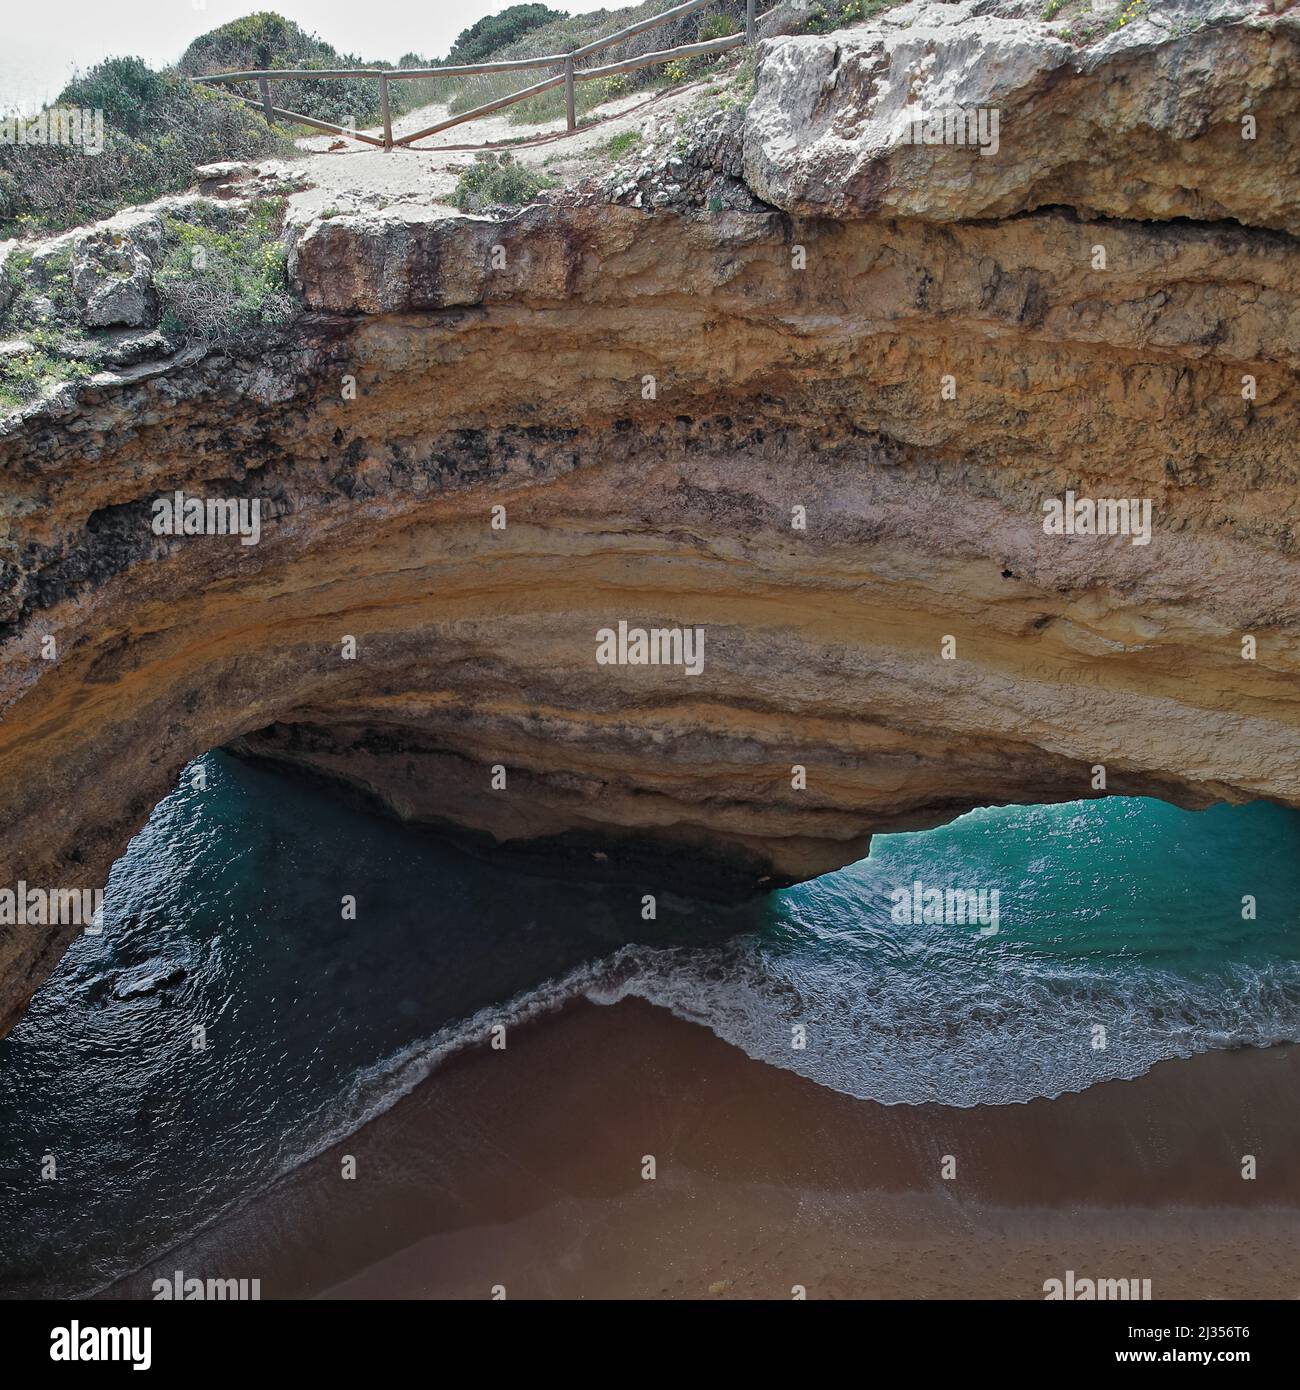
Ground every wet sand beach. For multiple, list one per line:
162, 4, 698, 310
100, 996, 1300, 1300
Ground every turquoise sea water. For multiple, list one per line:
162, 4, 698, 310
595, 797, 1300, 1106
1, 752, 1299, 1296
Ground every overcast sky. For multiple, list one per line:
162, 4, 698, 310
0, 1, 617, 114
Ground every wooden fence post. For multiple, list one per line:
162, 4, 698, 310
211, 1, 756, 150
379, 74, 393, 149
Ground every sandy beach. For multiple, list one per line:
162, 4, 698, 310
98, 996, 1300, 1301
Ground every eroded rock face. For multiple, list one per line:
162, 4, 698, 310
59, 208, 164, 329
73, 253, 156, 329
1, 5, 1299, 1035
744, 0, 1300, 229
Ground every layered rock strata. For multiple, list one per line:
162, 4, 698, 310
1, 0, 1299, 1034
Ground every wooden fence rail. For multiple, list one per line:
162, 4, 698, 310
194, 0, 765, 151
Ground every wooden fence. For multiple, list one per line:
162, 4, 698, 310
194, 0, 765, 152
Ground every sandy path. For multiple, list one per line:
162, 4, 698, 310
260, 81, 714, 218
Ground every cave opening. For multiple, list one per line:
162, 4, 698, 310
2, 752, 1299, 1298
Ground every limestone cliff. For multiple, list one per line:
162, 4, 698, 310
2, 0, 1299, 1036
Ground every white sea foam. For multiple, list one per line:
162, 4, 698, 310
273, 933, 1300, 1149
583, 940, 1300, 1107
81, 957, 611, 1298
265, 954, 616, 1180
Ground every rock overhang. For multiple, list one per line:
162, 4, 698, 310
0, 1, 1299, 1036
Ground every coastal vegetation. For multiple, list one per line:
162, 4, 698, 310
0, 4, 749, 236
0, 193, 295, 413
154, 198, 295, 346
0, 248, 100, 409
176, 12, 439, 129
0, 59, 293, 237
442, 1, 760, 126
449, 153, 557, 213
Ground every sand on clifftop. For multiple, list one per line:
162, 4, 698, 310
258, 77, 724, 219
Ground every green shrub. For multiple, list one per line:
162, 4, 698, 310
178, 11, 452, 129
153, 199, 296, 346
606, 130, 642, 159
1, 247, 77, 328
448, 153, 556, 214
0, 61, 294, 236
1109, 0, 1150, 30
0, 268, 99, 410
730, 49, 758, 105
801, 0, 904, 32
660, 7, 749, 87
804, 3, 833, 32
0, 340, 95, 412
445, 2, 752, 124
447, 5, 568, 66
180, 12, 378, 128
503, 72, 630, 127
179, 12, 332, 75
841, 0, 881, 19
699, 16, 741, 41
0, 170, 18, 225
59, 57, 173, 139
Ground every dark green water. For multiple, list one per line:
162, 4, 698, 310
1, 752, 1299, 1297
